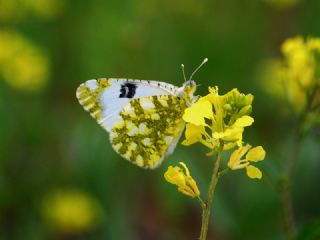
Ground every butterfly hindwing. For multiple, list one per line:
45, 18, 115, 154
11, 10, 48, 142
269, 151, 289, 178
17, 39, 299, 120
110, 95, 188, 169
76, 78, 179, 132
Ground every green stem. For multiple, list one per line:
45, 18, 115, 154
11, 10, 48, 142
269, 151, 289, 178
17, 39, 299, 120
199, 145, 223, 240
280, 127, 302, 240
218, 168, 229, 177
281, 184, 295, 240
197, 196, 206, 210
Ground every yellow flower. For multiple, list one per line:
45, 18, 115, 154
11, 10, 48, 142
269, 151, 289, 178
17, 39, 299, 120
182, 87, 254, 152
183, 100, 213, 126
181, 86, 266, 180
181, 123, 206, 146
246, 165, 262, 179
284, 36, 320, 93
282, 36, 316, 89
164, 162, 200, 198
0, 30, 49, 92
228, 144, 266, 179
42, 189, 103, 233
260, 36, 320, 114
282, 36, 304, 55
213, 116, 254, 142
307, 38, 320, 50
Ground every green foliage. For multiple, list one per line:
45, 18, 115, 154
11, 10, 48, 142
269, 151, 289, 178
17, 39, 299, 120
297, 219, 320, 240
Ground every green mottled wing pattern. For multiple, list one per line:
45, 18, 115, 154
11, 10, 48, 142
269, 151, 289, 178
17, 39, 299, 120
110, 95, 188, 169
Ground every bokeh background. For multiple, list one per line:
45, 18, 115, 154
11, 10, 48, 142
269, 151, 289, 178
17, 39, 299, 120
0, 0, 320, 239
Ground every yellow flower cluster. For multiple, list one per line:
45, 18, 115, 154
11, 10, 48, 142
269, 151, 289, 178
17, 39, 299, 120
262, 36, 320, 113
42, 189, 103, 233
282, 36, 320, 111
0, 30, 49, 92
164, 86, 266, 196
180, 86, 265, 179
164, 162, 200, 198
182, 87, 250, 148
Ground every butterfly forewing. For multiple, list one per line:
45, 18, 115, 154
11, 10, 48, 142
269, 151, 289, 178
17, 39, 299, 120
76, 78, 178, 132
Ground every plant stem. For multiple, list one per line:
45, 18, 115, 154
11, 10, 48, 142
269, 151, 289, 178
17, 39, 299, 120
197, 196, 206, 210
281, 184, 295, 240
280, 126, 302, 240
218, 168, 229, 177
199, 145, 223, 240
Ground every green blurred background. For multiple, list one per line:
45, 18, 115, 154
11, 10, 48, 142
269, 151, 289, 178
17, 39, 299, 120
0, 0, 320, 239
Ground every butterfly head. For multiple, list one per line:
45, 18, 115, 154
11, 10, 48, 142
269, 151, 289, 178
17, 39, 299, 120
178, 58, 207, 101
177, 80, 196, 101
183, 80, 197, 94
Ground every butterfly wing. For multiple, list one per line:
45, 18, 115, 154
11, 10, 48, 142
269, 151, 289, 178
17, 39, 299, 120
110, 95, 188, 169
76, 78, 178, 132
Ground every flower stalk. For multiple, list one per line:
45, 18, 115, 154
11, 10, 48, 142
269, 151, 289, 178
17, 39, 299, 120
280, 130, 302, 240
199, 142, 223, 240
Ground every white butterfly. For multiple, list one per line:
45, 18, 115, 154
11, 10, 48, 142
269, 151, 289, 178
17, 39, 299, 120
76, 59, 207, 169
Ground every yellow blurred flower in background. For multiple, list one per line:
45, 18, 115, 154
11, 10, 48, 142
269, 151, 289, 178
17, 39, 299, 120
42, 189, 104, 233
164, 162, 200, 198
260, 36, 320, 114
0, 30, 49, 92
282, 36, 320, 89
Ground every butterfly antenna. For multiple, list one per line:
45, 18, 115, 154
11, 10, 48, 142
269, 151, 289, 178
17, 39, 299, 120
189, 58, 208, 80
181, 64, 187, 82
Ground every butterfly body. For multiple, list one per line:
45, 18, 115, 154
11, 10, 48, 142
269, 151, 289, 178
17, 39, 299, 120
76, 78, 197, 169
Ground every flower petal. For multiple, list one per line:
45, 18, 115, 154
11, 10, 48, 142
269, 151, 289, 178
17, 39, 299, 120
179, 162, 190, 176
223, 142, 238, 150
228, 144, 251, 169
246, 165, 262, 179
164, 166, 186, 186
183, 100, 213, 126
164, 163, 200, 198
214, 127, 243, 141
182, 123, 205, 146
234, 116, 254, 127
246, 146, 266, 162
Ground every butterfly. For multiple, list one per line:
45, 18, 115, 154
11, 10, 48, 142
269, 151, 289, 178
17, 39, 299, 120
76, 59, 207, 169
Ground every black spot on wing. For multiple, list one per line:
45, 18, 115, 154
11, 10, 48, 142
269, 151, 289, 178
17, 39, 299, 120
119, 83, 137, 98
